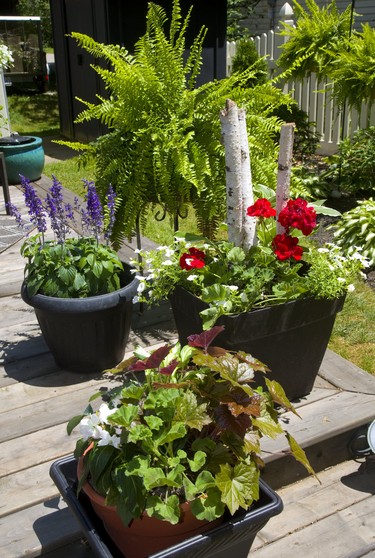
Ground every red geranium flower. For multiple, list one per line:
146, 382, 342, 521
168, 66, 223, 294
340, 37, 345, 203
247, 198, 276, 218
278, 198, 316, 236
179, 247, 206, 270
272, 234, 303, 261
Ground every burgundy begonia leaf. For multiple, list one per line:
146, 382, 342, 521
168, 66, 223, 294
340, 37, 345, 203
129, 345, 172, 371
187, 326, 225, 351
159, 359, 179, 376
214, 404, 251, 438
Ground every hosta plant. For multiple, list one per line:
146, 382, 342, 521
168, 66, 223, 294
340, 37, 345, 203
8, 175, 124, 297
331, 199, 375, 269
68, 326, 314, 526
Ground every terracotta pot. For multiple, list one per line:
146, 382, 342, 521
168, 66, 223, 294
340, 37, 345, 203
77, 457, 222, 558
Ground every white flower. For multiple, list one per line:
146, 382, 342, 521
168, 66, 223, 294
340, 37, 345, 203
187, 274, 198, 281
337, 277, 346, 283
347, 284, 355, 292
79, 414, 101, 440
240, 292, 248, 303
98, 403, 116, 424
137, 282, 146, 293
97, 429, 121, 448
226, 285, 238, 292
132, 295, 139, 304
162, 260, 173, 266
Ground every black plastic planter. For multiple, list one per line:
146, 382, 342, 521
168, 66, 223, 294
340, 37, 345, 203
170, 287, 346, 401
21, 263, 139, 373
50, 455, 283, 558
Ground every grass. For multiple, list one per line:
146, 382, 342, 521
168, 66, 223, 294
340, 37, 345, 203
6, 92, 375, 375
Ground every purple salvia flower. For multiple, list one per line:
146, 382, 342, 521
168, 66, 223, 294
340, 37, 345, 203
45, 176, 69, 243
104, 184, 116, 244
20, 175, 47, 234
83, 180, 103, 242
7, 202, 27, 232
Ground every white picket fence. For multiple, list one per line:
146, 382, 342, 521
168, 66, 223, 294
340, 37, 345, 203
227, 10, 375, 155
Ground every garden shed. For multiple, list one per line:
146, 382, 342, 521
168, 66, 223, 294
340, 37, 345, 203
49, 0, 227, 142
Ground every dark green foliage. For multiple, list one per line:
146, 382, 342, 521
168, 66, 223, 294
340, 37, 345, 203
17, 0, 53, 48
227, 0, 261, 41
270, 102, 320, 159
231, 38, 268, 87
323, 127, 375, 196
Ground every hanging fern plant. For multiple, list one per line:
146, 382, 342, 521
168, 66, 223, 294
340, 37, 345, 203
277, 0, 353, 81
61, 0, 291, 244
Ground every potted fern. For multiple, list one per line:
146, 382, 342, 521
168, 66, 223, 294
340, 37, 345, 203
59, 0, 293, 245
51, 326, 315, 558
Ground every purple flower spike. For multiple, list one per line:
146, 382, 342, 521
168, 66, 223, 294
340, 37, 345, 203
83, 180, 103, 242
45, 176, 69, 243
20, 175, 47, 234
7, 202, 26, 231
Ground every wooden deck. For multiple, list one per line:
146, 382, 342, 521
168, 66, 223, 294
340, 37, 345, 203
1, 182, 375, 558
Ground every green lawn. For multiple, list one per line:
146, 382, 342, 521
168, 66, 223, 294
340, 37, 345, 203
6, 91, 375, 375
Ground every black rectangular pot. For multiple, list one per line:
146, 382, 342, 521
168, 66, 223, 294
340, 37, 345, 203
50, 456, 283, 558
169, 287, 346, 401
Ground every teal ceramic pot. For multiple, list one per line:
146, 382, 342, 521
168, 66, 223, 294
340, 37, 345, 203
0, 135, 45, 184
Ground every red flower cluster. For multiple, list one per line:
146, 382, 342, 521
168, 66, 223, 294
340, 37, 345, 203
278, 198, 317, 236
180, 247, 206, 270
272, 234, 303, 261
247, 198, 276, 218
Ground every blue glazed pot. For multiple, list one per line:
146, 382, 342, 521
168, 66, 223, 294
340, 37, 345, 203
0, 135, 45, 184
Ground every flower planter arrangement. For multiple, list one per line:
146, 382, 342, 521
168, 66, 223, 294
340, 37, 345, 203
132, 114, 367, 400
9, 176, 138, 373
59, 327, 314, 557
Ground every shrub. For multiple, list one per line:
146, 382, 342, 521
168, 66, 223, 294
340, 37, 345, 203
323, 127, 375, 197
231, 38, 268, 87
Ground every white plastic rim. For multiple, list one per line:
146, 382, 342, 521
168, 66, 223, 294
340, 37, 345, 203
367, 420, 375, 453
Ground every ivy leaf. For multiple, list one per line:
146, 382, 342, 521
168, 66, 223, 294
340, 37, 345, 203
146, 494, 181, 524
265, 378, 300, 416
187, 325, 225, 351
215, 462, 259, 515
252, 416, 284, 439
174, 391, 211, 430
286, 433, 319, 481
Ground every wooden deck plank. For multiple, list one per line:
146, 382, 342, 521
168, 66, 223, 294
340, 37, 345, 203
0, 499, 83, 558
321, 349, 375, 395
254, 460, 375, 550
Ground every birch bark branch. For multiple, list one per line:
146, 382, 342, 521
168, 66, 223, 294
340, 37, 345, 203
220, 99, 243, 246
238, 108, 256, 249
276, 123, 295, 234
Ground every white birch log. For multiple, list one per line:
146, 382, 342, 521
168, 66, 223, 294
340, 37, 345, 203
276, 122, 295, 234
220, 99, 243, 246
238, 108, 256, 249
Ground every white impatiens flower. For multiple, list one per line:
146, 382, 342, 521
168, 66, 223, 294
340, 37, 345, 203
98, 403, 116, 424
347, 284, 355, 292
187, 274, 198, 281
79, 413, 101, 440
97, 428, 121, 448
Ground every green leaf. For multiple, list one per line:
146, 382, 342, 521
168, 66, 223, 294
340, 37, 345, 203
215, 462, 259, 515
174, 391, 211, 430
286, 433, 319, 481
109, 404, 139, 427
155, 422, 187, 446
265, 378, 300, 417
190, 487, 225, 521
252, 416, 284, 438
127, 424, 153, 443
146, 494, 181, 524
187, 450, 207, 472
66, 414, 84, 435
144, 415, 163, 430
112, 471, 146, 525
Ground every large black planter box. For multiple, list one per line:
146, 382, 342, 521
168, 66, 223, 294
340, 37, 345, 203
50, 456, 283, 558
170, 287, 346, 401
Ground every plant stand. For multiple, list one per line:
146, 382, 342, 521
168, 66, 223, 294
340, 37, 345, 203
50, 455, 283, 558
